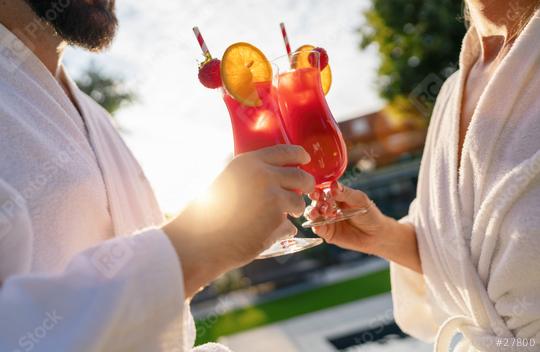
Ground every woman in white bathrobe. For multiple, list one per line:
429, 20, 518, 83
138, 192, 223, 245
309, 1, 540, 351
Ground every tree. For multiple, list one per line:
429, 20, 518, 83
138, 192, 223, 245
75, 62, 136, 117
359, 0, 466, 118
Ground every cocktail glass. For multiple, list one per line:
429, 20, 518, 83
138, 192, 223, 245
272, 50, 371, 227
222, 80, 323, 258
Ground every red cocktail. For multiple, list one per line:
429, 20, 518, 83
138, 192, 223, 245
223, 82, 288, 155
273, 50, 371, 227
221, 80, 323, 257
275, 66, 347, 186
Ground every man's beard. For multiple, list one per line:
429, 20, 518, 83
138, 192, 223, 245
25, 0, 118, 51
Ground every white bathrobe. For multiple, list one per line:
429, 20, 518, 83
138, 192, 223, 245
391, 10, 540, 352
0, 23, 229, 351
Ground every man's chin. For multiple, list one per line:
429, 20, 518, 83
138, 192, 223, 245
63, 21, 118, 52
88, 0, 112, 7
25, 0, 118, 51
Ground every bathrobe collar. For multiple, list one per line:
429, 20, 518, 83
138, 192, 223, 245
0, 23, 163, 235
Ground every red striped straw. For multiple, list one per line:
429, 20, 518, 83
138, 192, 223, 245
192, 26, 212, 59
279, 22, 292, 60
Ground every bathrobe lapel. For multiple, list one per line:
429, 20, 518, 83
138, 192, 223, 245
62, 72, 164, 235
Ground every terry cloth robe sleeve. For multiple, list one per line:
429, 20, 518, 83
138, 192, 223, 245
0, 179, 193, 352
389, 72, 462, 343
390, 201, 444, 343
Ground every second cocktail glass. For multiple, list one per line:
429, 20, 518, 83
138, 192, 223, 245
220, 46, 322, 258
273, 50, 372, 227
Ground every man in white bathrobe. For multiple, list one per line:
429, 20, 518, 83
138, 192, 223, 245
0, 0, 315, 351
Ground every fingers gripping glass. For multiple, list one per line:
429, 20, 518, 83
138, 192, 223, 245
272, 51, 372, 228
221, 79, 321, 258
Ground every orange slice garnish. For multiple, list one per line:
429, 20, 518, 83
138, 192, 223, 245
221, 42, 272, 107
292, 44, 332, 95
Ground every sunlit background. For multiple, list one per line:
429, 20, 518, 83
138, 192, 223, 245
64, 0, 466, 350
65, 0, 382, 214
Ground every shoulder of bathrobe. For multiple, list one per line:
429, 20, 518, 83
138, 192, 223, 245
72, 85, 152, 181
73, 88, 124, 134
74, 88, 114, 118
426, 70, 461, 129
440, 70, 461, 100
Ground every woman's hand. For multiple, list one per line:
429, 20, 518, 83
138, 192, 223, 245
307, 183, 422, 273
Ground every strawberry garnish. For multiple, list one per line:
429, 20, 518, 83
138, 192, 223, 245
198, 58, 222, 89
308, 47, 329, 70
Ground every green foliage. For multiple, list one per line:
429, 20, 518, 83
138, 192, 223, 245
359, 0, 466, 105
213, 270, 251, 294
75, 62, 136, 117
195, 269, 390, 344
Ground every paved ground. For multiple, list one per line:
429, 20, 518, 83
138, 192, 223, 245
220, 293, 432, 352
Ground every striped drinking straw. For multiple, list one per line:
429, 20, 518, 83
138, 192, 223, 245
192, 26, 212, 60
279, 22, 292, 62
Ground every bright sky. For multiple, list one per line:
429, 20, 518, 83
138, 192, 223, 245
64, 0, 383, 214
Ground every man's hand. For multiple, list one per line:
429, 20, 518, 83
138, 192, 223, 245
307, 184, 422, 273
163, 145, 315, 298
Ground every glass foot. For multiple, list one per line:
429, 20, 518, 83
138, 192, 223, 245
256, 237, 323, 259
302, 203, 373, 228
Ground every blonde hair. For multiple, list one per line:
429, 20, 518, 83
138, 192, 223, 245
463, 1, 471, 28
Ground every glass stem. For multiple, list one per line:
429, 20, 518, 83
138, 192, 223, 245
319, 186, 338, 218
